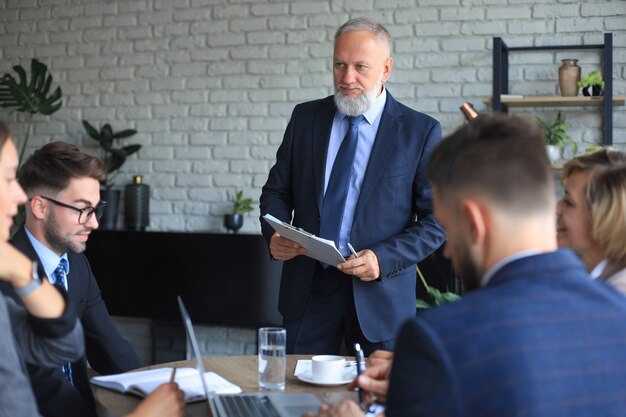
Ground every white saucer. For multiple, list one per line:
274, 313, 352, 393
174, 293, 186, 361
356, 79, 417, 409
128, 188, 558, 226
296, 369, 356, 386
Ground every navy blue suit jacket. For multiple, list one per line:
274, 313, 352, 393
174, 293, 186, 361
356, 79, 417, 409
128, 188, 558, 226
7, 226, 144, 417
386, 250, 626, 417
260, 92, 445, 342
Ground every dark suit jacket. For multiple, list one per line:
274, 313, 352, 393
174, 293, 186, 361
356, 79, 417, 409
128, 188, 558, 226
260, 92, 445, 342
386, 250, 626, 417
7, 226, 144, 417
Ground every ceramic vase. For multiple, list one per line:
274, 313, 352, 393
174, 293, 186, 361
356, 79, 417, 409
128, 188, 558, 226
124, 175, 150, 231
558, 59, 581, 97
224, 214, 243, 233
545, 145, 562, 164
582, 85, 604, 97
100, 188, 120, 230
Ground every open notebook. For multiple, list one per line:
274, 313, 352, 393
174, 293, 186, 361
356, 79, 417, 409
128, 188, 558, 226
90, 366, 241, 402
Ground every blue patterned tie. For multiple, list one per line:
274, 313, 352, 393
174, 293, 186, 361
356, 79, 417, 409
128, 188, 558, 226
319, 115, 365, 248
52, 259, 73, 385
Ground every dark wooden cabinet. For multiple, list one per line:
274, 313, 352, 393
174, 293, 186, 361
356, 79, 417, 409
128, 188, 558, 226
84, 231, 283, 328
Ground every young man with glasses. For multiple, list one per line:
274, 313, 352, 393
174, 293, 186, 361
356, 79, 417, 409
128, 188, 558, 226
6, 141, 143, 417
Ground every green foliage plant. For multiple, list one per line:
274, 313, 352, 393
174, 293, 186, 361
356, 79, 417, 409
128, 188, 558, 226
232, 190, 255, 215
534, 112, 578, 155
82, 120, 140, 188
578, 70, 605, 90
415, 266, 461, 309
584, 145, 604, 154
0, 58, 63, 163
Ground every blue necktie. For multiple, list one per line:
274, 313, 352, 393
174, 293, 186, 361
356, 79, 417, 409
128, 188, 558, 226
319, 115, 365, 249
52, 259, 73, 385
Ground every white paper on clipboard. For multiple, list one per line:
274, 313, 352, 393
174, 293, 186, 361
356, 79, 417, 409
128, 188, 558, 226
263, 213, 346, 267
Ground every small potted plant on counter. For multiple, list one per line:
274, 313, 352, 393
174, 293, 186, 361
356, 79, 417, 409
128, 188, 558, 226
224, 189, 255, 233
535, 112, 577, 164
578, 70, 605, 97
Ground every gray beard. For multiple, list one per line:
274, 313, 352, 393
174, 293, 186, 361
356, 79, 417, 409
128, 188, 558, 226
333, 84, 380, 117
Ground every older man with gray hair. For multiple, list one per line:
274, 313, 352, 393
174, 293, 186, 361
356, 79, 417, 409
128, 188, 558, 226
260, 17, 444, 356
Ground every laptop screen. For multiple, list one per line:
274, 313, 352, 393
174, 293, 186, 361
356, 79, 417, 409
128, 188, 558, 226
177, 295, 212, 412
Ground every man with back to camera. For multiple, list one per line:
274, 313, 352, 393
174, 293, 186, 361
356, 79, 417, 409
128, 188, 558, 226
306, 113, 626, 417
5, 141, 144, 417
260, 17, 445, 356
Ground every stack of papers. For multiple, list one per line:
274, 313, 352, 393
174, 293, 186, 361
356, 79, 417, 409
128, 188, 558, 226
91, 367, 242, 403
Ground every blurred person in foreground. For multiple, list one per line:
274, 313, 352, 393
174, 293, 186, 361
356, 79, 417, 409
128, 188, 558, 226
0, 121, 184, 417
307, 114, 626, 417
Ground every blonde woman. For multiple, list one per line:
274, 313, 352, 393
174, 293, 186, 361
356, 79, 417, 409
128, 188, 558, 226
587, 165, 626, 294
556, 149, 626, 278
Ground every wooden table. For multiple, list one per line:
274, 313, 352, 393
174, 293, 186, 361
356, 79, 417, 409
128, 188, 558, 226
94, 355, 357, 417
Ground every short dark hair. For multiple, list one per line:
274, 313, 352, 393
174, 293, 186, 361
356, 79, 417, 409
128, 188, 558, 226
19, 141, 106, 194
428, 113, 553, 213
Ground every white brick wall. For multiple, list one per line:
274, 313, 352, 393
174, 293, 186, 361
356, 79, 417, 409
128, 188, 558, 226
0, 0, 624, 233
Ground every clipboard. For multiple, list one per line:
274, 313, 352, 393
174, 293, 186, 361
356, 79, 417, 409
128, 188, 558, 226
263, 213, 346, 266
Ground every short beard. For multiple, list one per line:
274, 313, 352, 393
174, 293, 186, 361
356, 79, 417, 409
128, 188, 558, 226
334, 81, 381, 117
454, 240, 482, 292
43, 209, 88, 255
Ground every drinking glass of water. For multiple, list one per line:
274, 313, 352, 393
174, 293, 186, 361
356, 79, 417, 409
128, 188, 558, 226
258, 327, 286, 391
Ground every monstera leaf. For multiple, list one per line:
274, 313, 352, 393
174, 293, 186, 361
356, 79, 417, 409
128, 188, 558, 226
0, 59, 62, 115
82, 120, 140, 187
0, 58, 63, 163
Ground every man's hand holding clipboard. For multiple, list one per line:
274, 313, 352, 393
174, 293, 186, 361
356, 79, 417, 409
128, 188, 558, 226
263, 214, 346, 266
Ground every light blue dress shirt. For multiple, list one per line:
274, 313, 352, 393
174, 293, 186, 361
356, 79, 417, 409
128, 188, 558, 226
324, 89, 387, 256
25, 227, 70, 290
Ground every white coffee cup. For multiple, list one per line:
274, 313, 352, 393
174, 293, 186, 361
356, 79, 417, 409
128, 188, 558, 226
311, 355, 346, 383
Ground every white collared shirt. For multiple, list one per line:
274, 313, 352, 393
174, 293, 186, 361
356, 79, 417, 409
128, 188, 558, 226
590, 259, 607, 279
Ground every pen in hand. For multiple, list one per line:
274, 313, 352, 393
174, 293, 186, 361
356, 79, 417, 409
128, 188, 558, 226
348, 243, 359, 258
169, 367, 177, 383
354, 343, 365, 409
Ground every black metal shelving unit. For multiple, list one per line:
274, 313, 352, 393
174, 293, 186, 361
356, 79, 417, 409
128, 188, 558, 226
491, 33, 615, 145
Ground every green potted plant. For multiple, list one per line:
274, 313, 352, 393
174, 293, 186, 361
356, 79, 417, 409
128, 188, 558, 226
578, 70, 605, 97
0, 58, 63, 164
224, 190, 255, 233
415, 266, 461, 309
535, 112, 578, 163
0, 59, 63, 232
82, 120, 140, 230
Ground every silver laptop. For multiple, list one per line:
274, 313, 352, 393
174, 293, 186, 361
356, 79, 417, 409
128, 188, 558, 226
177, 296, 321, 417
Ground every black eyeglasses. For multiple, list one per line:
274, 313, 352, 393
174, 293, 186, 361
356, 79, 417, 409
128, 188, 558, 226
37, 196, 108, 225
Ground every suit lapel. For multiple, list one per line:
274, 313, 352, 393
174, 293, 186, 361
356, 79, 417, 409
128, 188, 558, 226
312, 97, 337, 217
354, 93, 402, 222
11, 227, 46, 278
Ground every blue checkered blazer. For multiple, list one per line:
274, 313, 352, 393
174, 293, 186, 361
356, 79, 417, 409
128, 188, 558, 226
386, 249, 626, 417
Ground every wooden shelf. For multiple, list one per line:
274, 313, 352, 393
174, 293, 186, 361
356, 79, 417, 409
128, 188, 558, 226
482, 96, 625, 108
